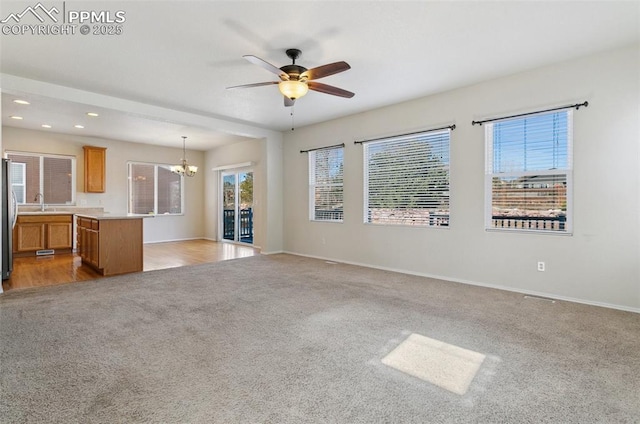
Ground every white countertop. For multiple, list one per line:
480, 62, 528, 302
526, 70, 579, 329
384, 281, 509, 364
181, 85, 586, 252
18, 210, 152, 220
75, 213, 153, 220
18, 211, 75, 216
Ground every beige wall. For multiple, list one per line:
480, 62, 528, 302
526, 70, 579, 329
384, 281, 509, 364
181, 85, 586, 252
2, 127, 205, 243
282, 45, 640, 311
203, 135, 284, 253
204, 138, 264, 247
2, 46, 636, 310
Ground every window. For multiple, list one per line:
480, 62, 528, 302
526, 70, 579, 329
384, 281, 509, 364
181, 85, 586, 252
485, 110, 572, 233
309, 146, 344, 221
363, 129, 450, 226
6, 152, 76, 205
128, 163, 183, 215
10, 162, 26, 203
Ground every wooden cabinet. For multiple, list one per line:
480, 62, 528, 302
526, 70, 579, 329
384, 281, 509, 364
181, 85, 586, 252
76, 217, 93, 265
13, 215, 73, 256
48, 221, 74, 249
15, 222, 45, 252
83, 146, 106, 193
88, 228, 100, 268
77, 216, 143, 276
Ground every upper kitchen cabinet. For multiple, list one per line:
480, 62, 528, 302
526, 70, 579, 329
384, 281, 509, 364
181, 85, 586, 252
83, 146, 106, 193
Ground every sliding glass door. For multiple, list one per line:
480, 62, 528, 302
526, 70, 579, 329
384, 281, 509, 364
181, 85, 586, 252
221, 170, 253, 244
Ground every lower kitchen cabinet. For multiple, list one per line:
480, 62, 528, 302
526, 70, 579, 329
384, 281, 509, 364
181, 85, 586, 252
76, 216, 143, 276
13, 214, 73, 256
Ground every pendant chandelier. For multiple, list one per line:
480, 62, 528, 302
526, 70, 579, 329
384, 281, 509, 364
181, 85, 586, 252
171, 136, 197, 177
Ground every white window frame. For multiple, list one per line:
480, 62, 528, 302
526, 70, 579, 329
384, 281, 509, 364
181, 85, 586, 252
484, 110, 573, 234
5, 151, 77, 205
363, 128, 451, 227
219, 167, 255, 243
309, 146, 344, 222
127, 162, 184, 216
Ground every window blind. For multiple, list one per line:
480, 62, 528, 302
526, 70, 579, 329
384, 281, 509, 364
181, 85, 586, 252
43, 156, 73, 204
7, 152, 75, 205
157, 165, 182, 214
309, 146, 344, 221
129, 163, 184, 215
10, 162, 26, 203
129, 163, 155, 214
485, 110, 572, 232
364, 129, 450, 226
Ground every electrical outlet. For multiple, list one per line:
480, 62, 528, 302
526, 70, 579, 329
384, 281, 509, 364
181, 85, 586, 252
537, 261, 545, 272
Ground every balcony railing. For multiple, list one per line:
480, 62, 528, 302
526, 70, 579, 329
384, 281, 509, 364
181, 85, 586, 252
314, 209, 344, 221
223, 208, 253, 243
312, 209, 566, 231
491, 214, 566, 231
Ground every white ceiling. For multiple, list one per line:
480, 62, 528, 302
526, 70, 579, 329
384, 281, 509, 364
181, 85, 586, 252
1, 1, 638, 150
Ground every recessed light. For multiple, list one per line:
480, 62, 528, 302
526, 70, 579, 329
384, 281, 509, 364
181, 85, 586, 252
41, 124, 52, 128
86, 112, 99, 117
13, 100, 30, 105
74, 124, 84, 129
10, 116, 23, 120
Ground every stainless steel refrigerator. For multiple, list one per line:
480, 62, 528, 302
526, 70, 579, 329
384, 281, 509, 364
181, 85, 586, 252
2, 158, 18, 280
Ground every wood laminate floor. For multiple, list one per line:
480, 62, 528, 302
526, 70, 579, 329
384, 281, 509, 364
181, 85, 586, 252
2, 240, 259, 292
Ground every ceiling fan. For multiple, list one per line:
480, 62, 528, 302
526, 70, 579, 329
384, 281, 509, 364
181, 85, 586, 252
227, 48, 355, 107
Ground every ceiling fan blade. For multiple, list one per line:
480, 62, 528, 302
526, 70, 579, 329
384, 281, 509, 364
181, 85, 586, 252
301, 61, 351, 81
243, 55, 289, 80
284, 96, 295, 107
226, 81, 279, 90
307, 81, 355, 98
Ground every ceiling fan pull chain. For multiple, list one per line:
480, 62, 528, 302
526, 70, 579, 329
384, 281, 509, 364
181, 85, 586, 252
291, 107, 295, 131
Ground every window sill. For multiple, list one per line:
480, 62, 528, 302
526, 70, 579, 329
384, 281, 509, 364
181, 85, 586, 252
132, 213, 184, 217
363, 222, 450, 229
485, 228, 572, 236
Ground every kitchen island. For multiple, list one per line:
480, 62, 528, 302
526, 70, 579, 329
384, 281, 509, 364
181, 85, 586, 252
76, 214, 148, 276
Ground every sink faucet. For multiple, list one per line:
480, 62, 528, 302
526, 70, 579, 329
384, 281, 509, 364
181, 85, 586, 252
34, 193, 45, 211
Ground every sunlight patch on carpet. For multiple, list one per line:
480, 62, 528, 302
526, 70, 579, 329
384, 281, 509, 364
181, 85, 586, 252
381, 333, 485, 395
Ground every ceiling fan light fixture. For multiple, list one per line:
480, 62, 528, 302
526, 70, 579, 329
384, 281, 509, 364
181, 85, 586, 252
279, 80, 308, 100
230, 50, 354, 106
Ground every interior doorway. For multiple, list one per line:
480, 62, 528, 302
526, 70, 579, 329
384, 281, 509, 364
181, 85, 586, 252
221, 170, 253, 244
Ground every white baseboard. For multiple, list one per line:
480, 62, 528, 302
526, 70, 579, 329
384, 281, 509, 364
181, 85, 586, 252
147, 237, 260, 250
261, 250, 284, 255
282, 251, 640, 314
143, 237, 203, 244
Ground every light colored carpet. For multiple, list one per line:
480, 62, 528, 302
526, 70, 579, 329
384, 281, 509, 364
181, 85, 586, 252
1, 254, 639, 423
